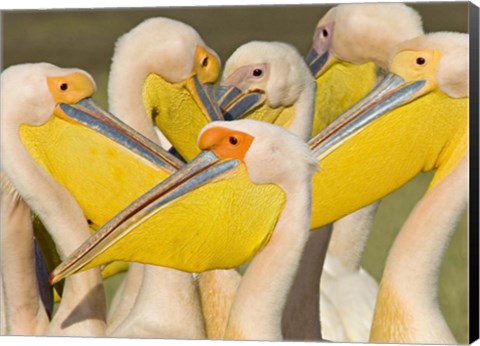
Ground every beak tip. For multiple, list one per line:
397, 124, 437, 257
49, 271, 60, 286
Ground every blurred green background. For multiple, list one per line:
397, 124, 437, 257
1, 2, 470, 343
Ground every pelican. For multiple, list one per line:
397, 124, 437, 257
217, 41, 315, 141
302, 3, 424, 341
202, 40, 315, 338
0, 62, 188, 335
110, 17, 223, 161
368, 32, 469, 344
200, 120, 317, 339
1, 63, 107, 336
104, 17, 225, 338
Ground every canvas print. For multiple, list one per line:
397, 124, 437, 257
0, 1, 475, 344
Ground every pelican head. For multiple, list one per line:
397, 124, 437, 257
2, 62, 180, 174
306, 3, 423, 77
111, 17, 219, 86
199, 120, 318, 190
388, 32, 469, 98
217, 41, 315, 140
1, 63, 95, 128
109, 17, 223, 161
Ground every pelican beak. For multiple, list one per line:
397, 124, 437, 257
215, 62, 270, 121
215, 66, 267, 121
50, 150, 241, 284
54, 98, 183, 171
305, 48, 334, 78
215, 85, 266, 121
305, 22, 337, 78
185, 75, 224, 122
310, 73, 427, 158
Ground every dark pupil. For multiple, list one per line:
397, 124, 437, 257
253, 69, 262, 77
322, 28, 328, 37
60, 83, 68, 91
229, 136, 238, 145
416, 57, 426, 65
202, 57, 209, 67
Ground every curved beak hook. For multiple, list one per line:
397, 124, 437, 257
305, 48, 331, 78
216, 85, 265, 121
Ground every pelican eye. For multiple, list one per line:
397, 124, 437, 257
60, 83, 68, 91
229, 136, 239, 145
416, 57, 426, 65
252, 69, 263, 77
322, 28, 328, 37
201, 56, 209, 67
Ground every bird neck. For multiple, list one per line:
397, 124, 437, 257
1, 122, 93, 258
370, 155, 467, 343
2, 126, 60, 235
198, 269, 241, 339
328, 202, 379, 271
46, 268, 106, 336
1, 123, 107, 335
108, 54, 164, 145
0, 174, 50, 334
225, 182, 311, 340
113, 265, 206, 338
287, 82, 315, 141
